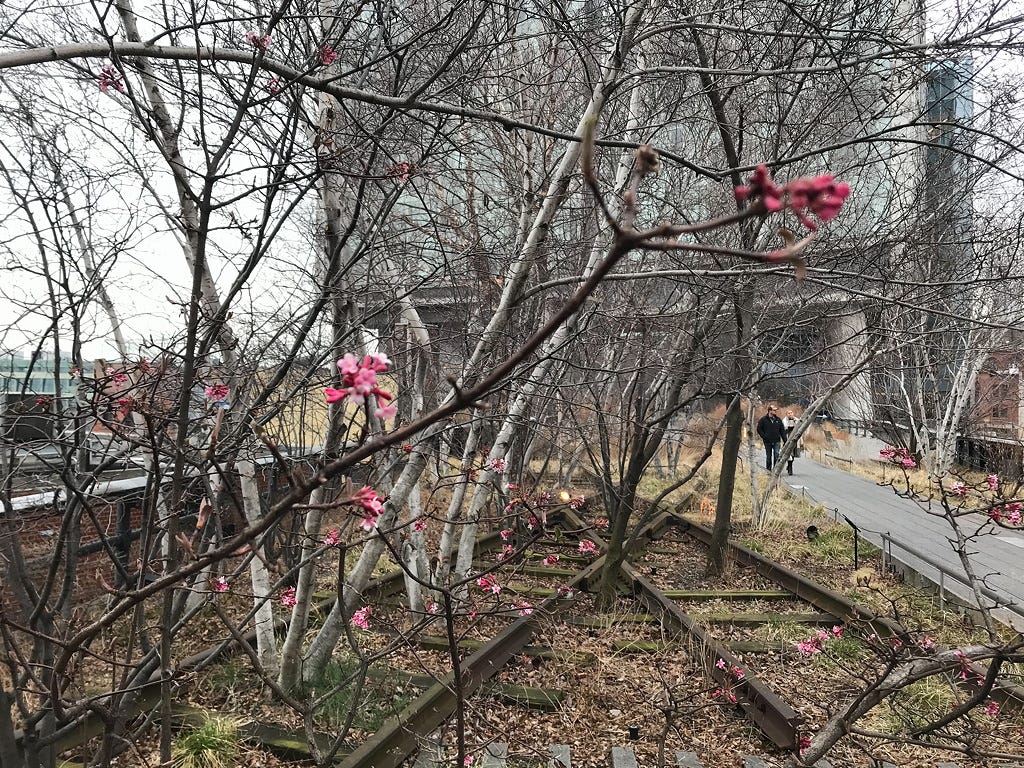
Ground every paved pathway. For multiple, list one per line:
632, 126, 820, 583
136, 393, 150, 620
782, 458, 1024, 627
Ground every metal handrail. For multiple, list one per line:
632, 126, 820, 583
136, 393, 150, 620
878, 531, 1024, 623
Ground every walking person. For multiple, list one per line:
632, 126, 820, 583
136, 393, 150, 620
782, 409, 800, 476
756, 404, 785, 471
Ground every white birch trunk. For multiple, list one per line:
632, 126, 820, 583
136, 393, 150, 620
238, 457, 279, 675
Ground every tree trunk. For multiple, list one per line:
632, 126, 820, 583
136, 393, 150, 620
709, 395, 743, 575
239, 457, 280, 675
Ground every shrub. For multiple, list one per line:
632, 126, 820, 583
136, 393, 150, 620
172, 714, 243, 768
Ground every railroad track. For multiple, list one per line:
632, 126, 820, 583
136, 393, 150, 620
18, 494, 1024, 768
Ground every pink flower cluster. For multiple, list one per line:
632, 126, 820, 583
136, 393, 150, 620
476, 574, 501, 594
954, 650, 984, 683
948, 481, 968, 498
797, 626, 844, 656
34, 395, 52, 408
211, 576, 229, 593
325, 353, 396, 419
987, 474, 1000, 492
711, 687, 737, 704
386, 161, 414, 182
734, 165, 851, 231
984, 700, 1000, 718
578, 539, 598, 555
714, 658, 745, 678
542, 554, 560, 566
351, 486, 385, 531
489, 457, 507, 473
593, 517, 609, 531
205, 384, 229, 401
324, 529, 341, 547
516, 600, 533, 616
98, 65, 125, 94
280, 586, 297, 607
351, 606, 371, 629
880, 445, 917, 469
246, 31, 272, 50
990, 501, 1022, 525
320, 45, 338, 65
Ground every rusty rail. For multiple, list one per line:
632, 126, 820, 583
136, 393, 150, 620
671, 514, 1024, 709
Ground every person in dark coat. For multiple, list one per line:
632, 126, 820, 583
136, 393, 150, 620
756, 404, 785, 471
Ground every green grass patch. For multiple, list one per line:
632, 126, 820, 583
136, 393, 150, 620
172, 714, 243, 768
306, 656, 418, 731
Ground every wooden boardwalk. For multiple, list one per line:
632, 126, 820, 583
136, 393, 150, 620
784, 458, 1024, 625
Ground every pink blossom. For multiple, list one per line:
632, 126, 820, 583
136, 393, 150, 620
497, 544, 514, 561
735, 166, 851, 231
34, 395, 52, 408
799, 736, 811, 753
386, 161, 414, 182
324, 529, 341, 547
211, 576, 229, 593
984, 700, 1000, 717
797, 629, 835, 656
324, 387, 346, 403
955, 650, 973, 680
987, 474, 1000, 492
402, 443, 413, 453
569, 495, 586, 510
919, 635, 936, 650
112, 372, 128, 385
268, 77, 282, 95
593, 517, 610, 531
949, 481, 967, 498
542, 554, 560, 566
463, 757, 473, 766
578, 539, 598, 555
476, 575, 501, 594
205, 383, 229, 401
555, 585, 575, 599
715, 658, 727, 670
507, 483, 518, 491
426, 601, 440, 614
246, 31, 272, 50
516, 600, 533, 616
320, 45, 338, 65
351, 606, 371, 629
280, 587, 297, 607
413, 518, 428, 532
832, 625, 844, 638
732, 666, 744, 679
489, 457, 507, 473
526, 515, 539, 530
500, 528, 513, 541
326, 352, 395, 415
98, 65, 125, 94
711, 687, 737, 703
880, 445, 917, 469
351, 486, 384, 531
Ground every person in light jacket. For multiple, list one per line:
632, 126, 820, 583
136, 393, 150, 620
782, 410, 801, 476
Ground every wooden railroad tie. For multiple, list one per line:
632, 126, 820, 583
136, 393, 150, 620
405, 633, 598, 665
611, 639, 799, 655
662, 589, 797, 600
365, 667, 566, 711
